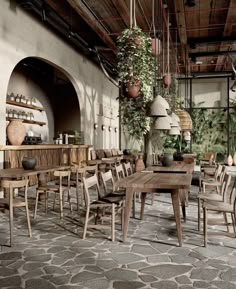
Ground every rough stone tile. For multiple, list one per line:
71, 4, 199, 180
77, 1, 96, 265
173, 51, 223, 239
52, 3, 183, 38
104, 268, 138, 280
43, 274, 71, 285
71, 271, 103, 283
0, 266, 18, 276
22, 268, 44, 279
211, 280, 236, 289
0, 276, 22, 288
0, 251, 21, 260
82, 278, 110, 289
139, 274, 157, 283
47, 246, 66, 253
190, 268, 219, 280
113, 281, 145, 289
169, 254, 198, 264
23, 262, 46, 271
193, 280, 210, 288
127, 262, 150, 270
44, 265, 67, 275
147, 255, 169, 263
25, 278, 57, 289
220, 268, 236, 282
74, 257, 96, 265
131, 244, 158, 255
175, 275, 192, 285
24, 254, 52, 262
151, 280, 178, 289
84, 265, 104, 272
23, 248, 46, 256
140, 264, 192, 279
110, 253, 144, 265
96, 259, 119, 269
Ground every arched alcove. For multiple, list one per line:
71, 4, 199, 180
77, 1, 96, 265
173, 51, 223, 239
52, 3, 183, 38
6, 57, 81, 144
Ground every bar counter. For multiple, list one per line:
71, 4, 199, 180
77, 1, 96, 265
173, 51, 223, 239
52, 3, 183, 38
0, 144, 92, 184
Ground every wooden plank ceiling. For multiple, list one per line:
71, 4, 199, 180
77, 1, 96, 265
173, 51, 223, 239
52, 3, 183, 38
19, 0, 236, 77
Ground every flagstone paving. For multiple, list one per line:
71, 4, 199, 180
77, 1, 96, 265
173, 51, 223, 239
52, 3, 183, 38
0, 185, 236, 289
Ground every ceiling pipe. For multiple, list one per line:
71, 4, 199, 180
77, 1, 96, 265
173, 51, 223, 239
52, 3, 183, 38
190, 50, 236, 58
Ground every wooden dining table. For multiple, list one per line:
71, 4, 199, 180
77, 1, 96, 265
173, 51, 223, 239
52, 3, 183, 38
116, 171, 192, 246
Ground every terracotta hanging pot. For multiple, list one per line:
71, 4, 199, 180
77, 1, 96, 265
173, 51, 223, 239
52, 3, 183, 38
163, 73, 172, 87
127, 80, 141, 98
151, 38, 161, 56
6, 119, 26, 145
233, 152, 236, 165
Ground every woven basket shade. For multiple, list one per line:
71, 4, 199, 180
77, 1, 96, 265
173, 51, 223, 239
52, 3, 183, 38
175, 109, 192, 131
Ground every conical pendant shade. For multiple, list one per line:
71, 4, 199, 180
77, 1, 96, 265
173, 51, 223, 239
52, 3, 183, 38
148, 103, 167, 117
169, 126, 181, 135
170, 119, 179, 128
175, 109, 192, 131
171, 112, 180, 123
154, 116, 171, 130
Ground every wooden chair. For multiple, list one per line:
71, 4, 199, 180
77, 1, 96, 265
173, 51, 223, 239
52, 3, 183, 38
202, 165, 226, 193
34, 170, 73, 219
203, 176, 236, 247
82, 174, 123, 241
0, 179, 32, 246
71, 164, 98, 208
198, 172, 231, 231
199, 164, 223, 192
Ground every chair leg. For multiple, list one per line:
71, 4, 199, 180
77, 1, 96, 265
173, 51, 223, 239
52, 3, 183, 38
34, 190, 39, 219
203, 207, 208, 247
111, 204, 115, 242
83, 206, 90, 240
53, 193, 56, 211
25, 198, 32, 238
231, 213, 236, 235
198, 198, 201, 232
67, 189, 73, 214
132, 193, 136, 218
9, 189, 14, 247
151, 194, 154, 205
223, 212, 229, 232
45, 191, 48, 214
59, 189, 63, 219
76, 185, 80, 214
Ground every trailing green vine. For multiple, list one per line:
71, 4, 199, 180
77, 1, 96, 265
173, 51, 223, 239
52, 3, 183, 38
117, 26, 155, 140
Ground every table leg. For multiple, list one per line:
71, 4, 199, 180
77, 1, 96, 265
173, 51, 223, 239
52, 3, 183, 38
171, 189, 182, 247
38, 173, 47, 201
140, 192, 147, 220
123, 188, 134, 242
179, 189, 186, 222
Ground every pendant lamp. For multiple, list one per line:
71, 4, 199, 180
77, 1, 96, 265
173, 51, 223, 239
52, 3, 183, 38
148, 103, 168, 117
169, 126, 181, 135
170, 119, 179, 128
175, 109, 192, 131
154, 116, 171, 130
171, 112, 180, 123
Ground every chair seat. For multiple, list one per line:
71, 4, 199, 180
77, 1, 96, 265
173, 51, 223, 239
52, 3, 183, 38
0, 198, 26, 207
37, 185, 60, 191
198, 193, 222, 201
203, 200, 234, 212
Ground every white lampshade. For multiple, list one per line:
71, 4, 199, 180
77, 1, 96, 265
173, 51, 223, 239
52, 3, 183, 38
154, 116, 171, 130
155, 95, 170, 109
169, 126, 181, 135
171, 112, 180, 122
170, 119, 179, 127
167, 115, 173, 125
148, 103, 167, 117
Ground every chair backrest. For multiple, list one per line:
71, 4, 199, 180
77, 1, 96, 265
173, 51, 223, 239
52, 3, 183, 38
115, 164, 125, 180
226, 176, 236, 205
214, 164, 223, 180
100, 170, 115, 196
219, 165, 227, 183
123, 162, 133, 176
220, 173, 231, 201
1, 179, 29, 190
54, 170, 71, 188
82, 174, 102, 205
84, 165, 98, 176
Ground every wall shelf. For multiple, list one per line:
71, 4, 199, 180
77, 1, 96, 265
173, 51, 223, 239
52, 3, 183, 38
6, 117, 46, 126
6, 100, 45, 111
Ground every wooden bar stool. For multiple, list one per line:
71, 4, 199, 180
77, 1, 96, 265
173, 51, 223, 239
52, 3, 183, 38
0, 179, 32, 247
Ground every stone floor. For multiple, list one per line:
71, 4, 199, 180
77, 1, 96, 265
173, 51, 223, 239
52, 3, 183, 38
0, 185, 236, 289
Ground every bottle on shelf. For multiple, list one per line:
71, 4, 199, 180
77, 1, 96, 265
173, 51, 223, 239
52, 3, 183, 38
10, 93, 15, 101
29, 112, 34, 120
15, 94, 20, 102
20, 95, 26, 104
8, 109, 13, 118
12, 109, 18, 118
26, 97, 30, 105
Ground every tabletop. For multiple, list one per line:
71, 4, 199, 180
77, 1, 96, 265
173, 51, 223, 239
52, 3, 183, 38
0, 165, 70, 179
145, 163, 194, 174
116, 172, 192, 191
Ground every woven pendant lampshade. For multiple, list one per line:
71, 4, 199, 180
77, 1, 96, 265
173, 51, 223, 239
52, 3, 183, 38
154, 116, 171, 130
175, 109, 192, 131
169, 126, 181, 135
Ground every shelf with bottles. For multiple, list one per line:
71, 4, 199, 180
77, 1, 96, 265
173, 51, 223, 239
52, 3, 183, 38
6, 117, 46, 126
6, 93, 44, 111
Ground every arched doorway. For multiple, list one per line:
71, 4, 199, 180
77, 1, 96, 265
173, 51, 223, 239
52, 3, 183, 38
6, 57, 81, 144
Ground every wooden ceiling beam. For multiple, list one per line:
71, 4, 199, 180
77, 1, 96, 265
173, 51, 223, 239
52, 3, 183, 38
66, 0, 117, 52
174, 0, 188, 74
215, 0, 235, 71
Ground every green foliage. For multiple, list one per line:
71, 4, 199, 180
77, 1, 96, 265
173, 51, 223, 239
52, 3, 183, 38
117, 26, 155, 140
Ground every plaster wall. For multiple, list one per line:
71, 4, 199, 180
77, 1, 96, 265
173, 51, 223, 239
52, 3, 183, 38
0, 0, 119, 167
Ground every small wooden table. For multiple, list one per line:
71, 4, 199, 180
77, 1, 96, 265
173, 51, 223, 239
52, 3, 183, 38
116, 172, 192, 246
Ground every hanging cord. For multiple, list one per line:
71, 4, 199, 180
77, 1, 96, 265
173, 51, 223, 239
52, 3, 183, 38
167, 12, 170, 77
133, 0, 137, 26
130, 0, 133, 27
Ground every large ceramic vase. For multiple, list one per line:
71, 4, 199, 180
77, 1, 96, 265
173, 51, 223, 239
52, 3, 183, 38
22, 157, 37, 170
135, 155, 145, 172
227, 154, 233, 166
6, 119, 26, 145
163, 73, 172, 87
160, 153, 173, 167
